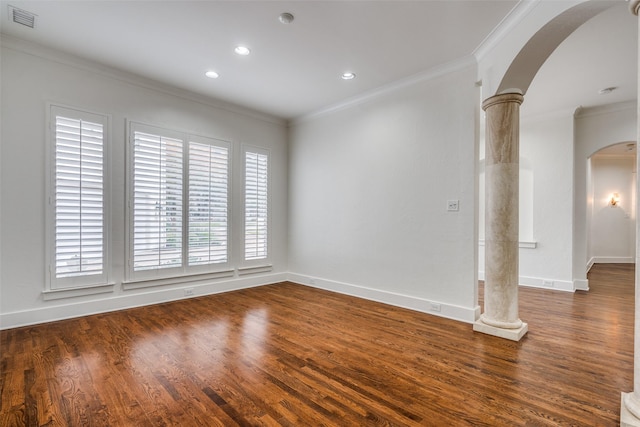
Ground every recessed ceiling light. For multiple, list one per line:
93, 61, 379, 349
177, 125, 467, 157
205, 70, 219, 79
341, 72, 356, 80
279, 12, 294, 24
235, 46, 251, 56
598, 86, 617, 95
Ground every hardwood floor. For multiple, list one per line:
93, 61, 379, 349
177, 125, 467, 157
0, 263, 635, 426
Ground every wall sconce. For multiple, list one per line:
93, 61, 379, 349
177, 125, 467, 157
609, 193, 620, 207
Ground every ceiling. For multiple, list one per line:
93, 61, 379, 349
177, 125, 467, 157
522, 1, 637, 118
0, 1, 636, 121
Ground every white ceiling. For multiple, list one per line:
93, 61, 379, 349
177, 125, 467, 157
522, 1, 637, 118
0, 1, 636, 121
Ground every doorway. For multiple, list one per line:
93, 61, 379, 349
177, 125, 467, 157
587, 142, 637, 271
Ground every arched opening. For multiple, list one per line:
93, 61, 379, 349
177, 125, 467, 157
521, 3, 637, 291
476, 1, 636, 341
478, 0, 639, 420
587, 142, 637, 269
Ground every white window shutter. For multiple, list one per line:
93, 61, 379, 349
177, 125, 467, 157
132, 130, 183, 271
244, 150, 268, 260
54, 114, 105, 280
188, 141, 229, 265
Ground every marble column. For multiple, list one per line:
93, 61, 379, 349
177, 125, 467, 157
473, 92, 528, 342
621, 3, 640, 426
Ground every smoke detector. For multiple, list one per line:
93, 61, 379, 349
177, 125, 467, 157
8, 5, 36, 28
278, 12, 294, 24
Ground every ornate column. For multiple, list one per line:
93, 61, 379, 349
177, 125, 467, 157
621, 3, 640, 425
473, 92, 528, 341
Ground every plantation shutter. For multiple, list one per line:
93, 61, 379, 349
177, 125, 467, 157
244, 150, 268, 260
53, 112, 105, 281
188, 140, 229, 265
132, 129, 183, 271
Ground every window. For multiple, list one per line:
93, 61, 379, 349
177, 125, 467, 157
48, 105, 109, 289
244, 148, 269, 261
132, 129, 183, 271
188, 139, 229, 265
128, 122, 230, 280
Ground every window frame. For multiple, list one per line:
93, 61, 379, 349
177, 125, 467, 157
242, 145, 270, 265
126, 121, 232, 283
46, 104, 111, 291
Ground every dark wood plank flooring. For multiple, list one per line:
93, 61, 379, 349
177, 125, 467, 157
0, 263, 634, 426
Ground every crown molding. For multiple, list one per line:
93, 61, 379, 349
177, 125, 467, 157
473, 0, 541, 62
574, 100, 637, 119
292, 55, 477, 126
519, 100, 637, 125
1, 35, 287, 127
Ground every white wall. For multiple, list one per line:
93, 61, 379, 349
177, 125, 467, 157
521, 114, 575, 290
574, 102, 637, 286
0, 39, 289, 328
288, 64, 480, 323
588, 154, 636, 264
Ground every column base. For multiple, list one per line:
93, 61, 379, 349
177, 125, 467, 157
473, 319, 528, 341
622, 393, 640, 426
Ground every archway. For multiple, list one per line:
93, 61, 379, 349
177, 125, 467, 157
587, 142, 637, 268
475, 0, 618, 342
476, 0, 640, 422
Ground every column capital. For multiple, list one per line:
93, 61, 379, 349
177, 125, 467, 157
630, 0, 640, 16
482, 92, 524, 112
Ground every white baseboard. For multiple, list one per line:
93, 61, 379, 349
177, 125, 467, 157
5, 268, 596, 330
591, 256, 635, 264
587, 257, 596, 273
518, 276, 574, 292
478, 271, 574, 292
574, 279, 589, 291
288, 273, 480, 324
0, 273, 289, 330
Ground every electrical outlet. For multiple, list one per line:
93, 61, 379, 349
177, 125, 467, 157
543, 280, 554, 288
429, 302, 441, 312
447, 200, 459, 212
184, 288, 194, 296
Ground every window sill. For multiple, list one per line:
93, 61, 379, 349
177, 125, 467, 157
123, 269, 235, 291
479, 240, 537, 249
43, 283, 116, 301
237, 264, 273, 276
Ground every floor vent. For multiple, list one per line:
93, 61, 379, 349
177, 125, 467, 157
8, 5, 36, 29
